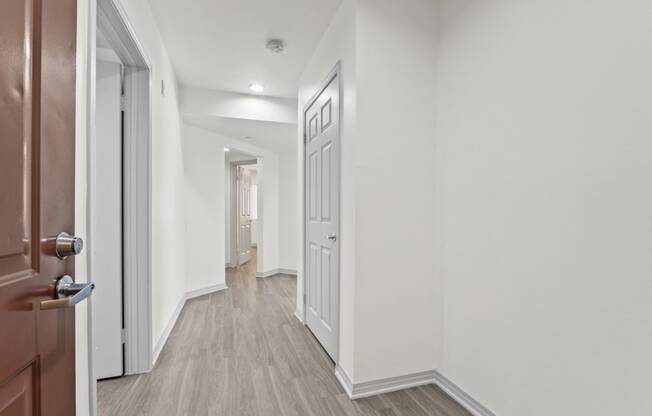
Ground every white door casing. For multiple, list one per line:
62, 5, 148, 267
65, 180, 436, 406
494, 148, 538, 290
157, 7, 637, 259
92, 59, 124, 379
304, 70, 340, 361
94, 0, 154, 380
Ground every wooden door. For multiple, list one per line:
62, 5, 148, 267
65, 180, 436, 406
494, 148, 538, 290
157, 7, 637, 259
304, 72, 340, 361
237, 166, 252, 265
0, 0, 78, 415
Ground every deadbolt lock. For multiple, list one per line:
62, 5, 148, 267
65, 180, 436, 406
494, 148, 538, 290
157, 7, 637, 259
54, 232, 84, 259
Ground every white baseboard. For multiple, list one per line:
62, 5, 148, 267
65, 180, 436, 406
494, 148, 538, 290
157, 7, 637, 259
335, 367, 494, 416
294, 309, 305, 323
432, 371, 495, 416
336, 367, 436, 399
152, 283, 228, 366
185, 283, 228, 300
335, 366, 354, 397
256, 269, 277, 278
256, 268, 297, 278
152, 295, 185, 366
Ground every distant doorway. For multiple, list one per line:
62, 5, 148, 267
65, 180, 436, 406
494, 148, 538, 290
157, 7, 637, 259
236, 164, 257, 265
226, 151, 259, 269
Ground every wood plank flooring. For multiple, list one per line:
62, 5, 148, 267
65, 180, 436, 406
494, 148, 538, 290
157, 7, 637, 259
98, 250, 470, 416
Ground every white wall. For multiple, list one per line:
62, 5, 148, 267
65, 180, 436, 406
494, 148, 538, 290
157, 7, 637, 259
183, 124, 226, 292
257, 155, 280, 274
181, 87, 297, 124
278, 150, 298, 271
298, 0, 440, 384
353, 0, 440, 383
435, 1, 652, 415
298, 0, 357, 379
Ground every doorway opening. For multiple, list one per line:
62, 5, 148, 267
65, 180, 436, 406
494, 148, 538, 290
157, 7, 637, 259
92, 28, 125, 380
226, 150, 259, 271
89, 0, 152, 402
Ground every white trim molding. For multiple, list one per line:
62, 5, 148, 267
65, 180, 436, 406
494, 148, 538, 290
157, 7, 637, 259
152, 284, 228, 366
294, 309, 305, 323
336, 367, 436, 400
152, 294, 185, 366
256, 268, 298, 278
334, 367, 495, 416
256, 270, 277, 278
432, 371, 496, 416
335, 366, 354, 397
185, 283, 228, 300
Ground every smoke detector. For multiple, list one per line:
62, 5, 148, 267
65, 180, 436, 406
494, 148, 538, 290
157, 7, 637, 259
266, 39, 285, 54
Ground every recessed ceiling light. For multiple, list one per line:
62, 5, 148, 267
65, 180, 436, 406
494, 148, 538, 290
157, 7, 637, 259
249, 83, 265, 93
224, 147, 230, 152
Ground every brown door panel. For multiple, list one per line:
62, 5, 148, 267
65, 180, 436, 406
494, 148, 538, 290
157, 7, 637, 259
1, 0, 78, 415
0, 363, 37, 416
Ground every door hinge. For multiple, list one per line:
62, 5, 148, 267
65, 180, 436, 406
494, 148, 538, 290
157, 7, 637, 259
121, 328, 126, 344
120, 94, 126, 111
303, 132, 307, 144
303, 293, 306, 305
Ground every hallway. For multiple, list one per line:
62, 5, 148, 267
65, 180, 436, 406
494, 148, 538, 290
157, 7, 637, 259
98, 250, 469, 415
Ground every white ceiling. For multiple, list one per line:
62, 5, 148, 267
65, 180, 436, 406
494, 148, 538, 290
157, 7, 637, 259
226, 148, 256, 162
148, 0, 343, 98
183, 114, 297, 153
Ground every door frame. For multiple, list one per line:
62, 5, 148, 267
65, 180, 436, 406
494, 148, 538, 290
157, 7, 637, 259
85, 0, 153, 412
96, 0, 153, 378
301, 62, 342, 362
229, 159, 258, 268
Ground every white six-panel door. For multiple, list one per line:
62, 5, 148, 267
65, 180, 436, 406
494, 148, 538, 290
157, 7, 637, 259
305, 72, 340, 361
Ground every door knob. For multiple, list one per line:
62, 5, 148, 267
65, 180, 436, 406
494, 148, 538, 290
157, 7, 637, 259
40, 275, 95, 310
327, 233, 337, 242
54, 232, 83, 258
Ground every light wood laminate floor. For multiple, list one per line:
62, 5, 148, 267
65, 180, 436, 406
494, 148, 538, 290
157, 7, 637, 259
98, 249, 470, 416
